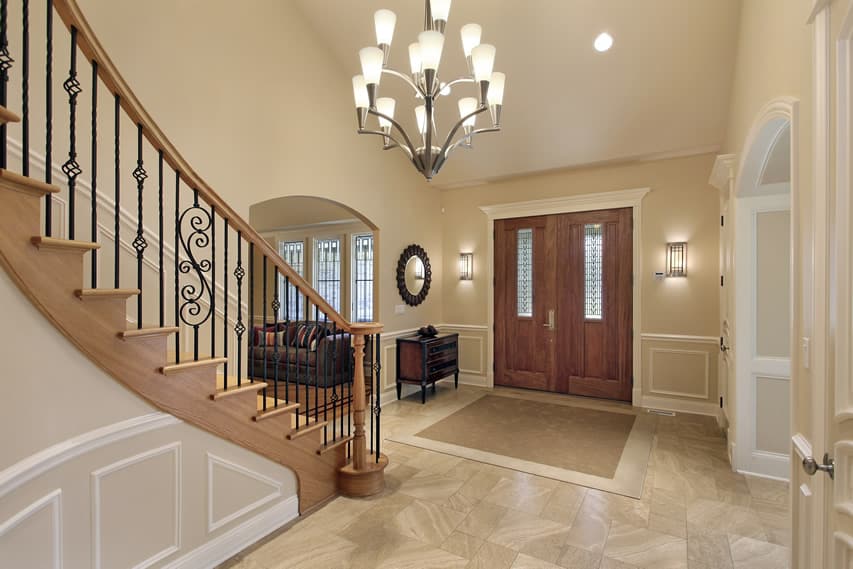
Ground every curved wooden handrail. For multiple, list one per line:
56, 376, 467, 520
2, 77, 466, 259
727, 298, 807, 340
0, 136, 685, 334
52, 0, 380, 335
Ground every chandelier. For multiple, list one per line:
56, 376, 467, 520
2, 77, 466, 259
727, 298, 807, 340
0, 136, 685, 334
351, 0, 505, 181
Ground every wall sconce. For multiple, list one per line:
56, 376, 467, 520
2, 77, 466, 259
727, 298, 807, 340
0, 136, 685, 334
459, 252, 473, 280
666, 242, 687, 277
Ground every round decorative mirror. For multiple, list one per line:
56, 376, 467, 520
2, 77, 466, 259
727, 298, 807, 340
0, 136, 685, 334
397, 244, 431, 306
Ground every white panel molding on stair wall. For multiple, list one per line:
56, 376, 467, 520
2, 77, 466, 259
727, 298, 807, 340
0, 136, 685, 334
207, 453, 282, 533
0, 489, 63, 569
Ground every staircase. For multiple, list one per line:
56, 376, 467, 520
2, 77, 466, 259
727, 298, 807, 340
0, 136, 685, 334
0, 0, 386, 513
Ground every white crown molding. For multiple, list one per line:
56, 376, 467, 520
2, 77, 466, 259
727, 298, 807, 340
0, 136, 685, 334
206, 453, 282, 534
640, 333, 719, 345
160, 496, 298, 569
708, 154, 736, 192
91, 442, 182, 569
0, 489, 63, 569
0, 413, 180, 500
479, 187, 651, 220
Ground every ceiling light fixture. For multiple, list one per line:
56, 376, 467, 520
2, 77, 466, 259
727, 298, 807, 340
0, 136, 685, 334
594, 32, 613, 52
351, 0, 505, 181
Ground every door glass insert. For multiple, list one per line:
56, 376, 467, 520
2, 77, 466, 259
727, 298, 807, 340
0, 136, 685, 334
584, 223, 603, 320
517, 228, 533, 316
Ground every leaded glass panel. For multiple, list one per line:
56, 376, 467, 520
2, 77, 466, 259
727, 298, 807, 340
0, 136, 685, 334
584, 224, 603, 319
517, 228, 533, 317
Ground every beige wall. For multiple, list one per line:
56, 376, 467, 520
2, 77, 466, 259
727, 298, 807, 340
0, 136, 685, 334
756, 209, 791, 358
75, 0, 445, 333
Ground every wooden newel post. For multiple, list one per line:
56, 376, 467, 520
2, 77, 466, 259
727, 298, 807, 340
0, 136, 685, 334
338, 323, 388, 497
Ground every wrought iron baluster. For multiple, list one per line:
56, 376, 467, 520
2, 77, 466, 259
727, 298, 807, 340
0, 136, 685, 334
261, 255, 268, 410
283, 275, 290, 404
0, 0, 12, 169
21, 0, 29, 175
304, 302, 310, 425
210, 203, 215, 358
178, 189, 213, 361
63, 26, 82, 240
158, 151, 164, 326
44, 0, 52, 236
132, 124, 147, 328
314, 305, 320, 425
346, 333, 352, 441
344, 330, 350, 438
223, 218, 229, 384
294, 278, 300, 428
234, 231, 244, 386
89, 60, 97, 287
322, 312, 328, 445
375, 332, 381, 462
369, 332, 374, 456
272, 266, 280, 407
113, 94, 119, 288
331, 321, 338, 441
248, 241, 254, 383
173, 171, 180, 364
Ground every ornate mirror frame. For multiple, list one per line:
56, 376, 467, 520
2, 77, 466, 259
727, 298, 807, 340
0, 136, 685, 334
396, 244, 431, 306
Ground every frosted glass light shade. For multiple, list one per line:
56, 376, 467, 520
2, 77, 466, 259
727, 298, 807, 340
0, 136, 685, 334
374, 9, 397, 45
458, 97, 478, 126
359, 46, 384, 84
415, 105, 428, 134
376, 97, 396, 128
487, 72, 505, 105
460, 23, 482, 56
430, 0, 452, 22
594, 32, 614, 52
418, 31, 444, 71
352, 75, 369, 108
408, 43, 422, 74
471, 43, 496, 82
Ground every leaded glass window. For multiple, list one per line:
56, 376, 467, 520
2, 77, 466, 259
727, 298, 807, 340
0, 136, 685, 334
352, 234, 374, 322
584, 224, 603, 320
278, 241, 304, 319
517, 228, 533, 317
315, 238, 342, 312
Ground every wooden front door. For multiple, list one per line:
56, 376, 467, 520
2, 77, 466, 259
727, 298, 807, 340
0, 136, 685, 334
494, 208, 633, 401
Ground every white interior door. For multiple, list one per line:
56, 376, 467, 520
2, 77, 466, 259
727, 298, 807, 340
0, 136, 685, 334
734, 194, 791, 478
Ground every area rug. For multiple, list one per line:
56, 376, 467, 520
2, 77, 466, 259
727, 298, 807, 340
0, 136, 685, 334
389, 389, 654, 498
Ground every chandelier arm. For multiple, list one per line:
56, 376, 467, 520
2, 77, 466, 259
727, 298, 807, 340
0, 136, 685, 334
435, 126, 501, 173
381, 68, 425, 98
436, 76, 476, 98
435, 106, 490, 164
366, 108, 425, 171
357, 128, 414, 159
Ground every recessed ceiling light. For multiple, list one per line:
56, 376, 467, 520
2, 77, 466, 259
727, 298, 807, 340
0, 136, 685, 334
594, 32, 613, 53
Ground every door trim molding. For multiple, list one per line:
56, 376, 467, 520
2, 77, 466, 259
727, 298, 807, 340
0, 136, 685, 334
481, 188, 650, 404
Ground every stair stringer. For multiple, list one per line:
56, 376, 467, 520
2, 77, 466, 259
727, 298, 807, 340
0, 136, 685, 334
0, 182, 345, 514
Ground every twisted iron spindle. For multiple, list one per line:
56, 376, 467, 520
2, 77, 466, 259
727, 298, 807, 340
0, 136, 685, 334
234, 230, 244, 386
173, 171, 180, 364
272, 267, 280, 406
44, 0, 52, 235
113, 94, 120, 288
0, 0, 13, 170
89, 60, 97, 287
158, 151, 164, 327
223, 218, 229, 383
375, 332, 382, 462
21, 0, 29, 176
132, 123, 147, 329
283, 275, 291, 404
63, 26, 82, 240
210, 203, 215, 358
261, 255, 268, 410
248, 241, 254, 383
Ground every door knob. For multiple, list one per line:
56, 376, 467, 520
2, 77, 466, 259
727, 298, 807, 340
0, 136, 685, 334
720, 337, 730, 352
802, 453, 835, 479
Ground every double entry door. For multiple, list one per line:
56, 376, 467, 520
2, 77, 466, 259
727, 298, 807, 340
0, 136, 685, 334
494, 208, 633, 401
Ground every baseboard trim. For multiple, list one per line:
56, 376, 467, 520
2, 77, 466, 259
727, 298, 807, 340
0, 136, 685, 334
161, 496, 298, 569
639, 394, 720, 418
736, 468, 790, 483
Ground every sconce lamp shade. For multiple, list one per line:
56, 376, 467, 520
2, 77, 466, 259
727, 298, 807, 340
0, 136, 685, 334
666, 242, 687, 277
459, 252, 473, 280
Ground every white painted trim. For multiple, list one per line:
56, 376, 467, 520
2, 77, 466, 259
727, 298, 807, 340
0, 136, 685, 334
160, 496, 298, 569
735, 469, 790, 483
206, 453, 282, 533
647, 347, 710, 400
0, 412, 180, 500
91, 442, 182, 569
640, 333, 719, 345
639, 394, 720, 418
0, 489, 63, 569
709, 154, 737, 192
439, 323, 490, 331
792, 432, 813, 461
482, 188, 649, 400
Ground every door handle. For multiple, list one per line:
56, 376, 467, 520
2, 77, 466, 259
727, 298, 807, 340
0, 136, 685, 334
720, 337, 730, 353
544, 309, 555, 331
802, 453, 835, 479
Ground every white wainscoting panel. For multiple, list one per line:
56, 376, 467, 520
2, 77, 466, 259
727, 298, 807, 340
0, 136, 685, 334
91, 442, 182, 569
207, 453, 282, 533
647, 347, 710, 400
0, 489, 62, 569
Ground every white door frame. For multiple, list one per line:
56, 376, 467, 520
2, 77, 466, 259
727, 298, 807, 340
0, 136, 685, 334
479, 187, 650, 405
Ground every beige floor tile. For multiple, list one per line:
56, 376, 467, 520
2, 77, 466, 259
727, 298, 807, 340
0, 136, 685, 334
406, 449, 465, 474
556, 544, 602, 569
369, 538, 471, 569
686, 533, 733, 569
483, 476, 558, 515
600, 557, 638, 569
648, 513, 687, 539
728, 535, 790, 569
579, 489, 650, 527
603, 522, 688, 569
744, 476, 789, 506
512, 553, 566, 569
442, 531, 485, 559
250, 531, 358, 569
441, 490, 481, 514
466, 541, 518, 569
457, 470, 503, 500
540, 483, 587, 526
488, 508, 571, 561
564, 508, 611, 554
686, 498, 767, 541
398, 471, 466, 502
458, 501, 509, 539
387, 498, 467, 545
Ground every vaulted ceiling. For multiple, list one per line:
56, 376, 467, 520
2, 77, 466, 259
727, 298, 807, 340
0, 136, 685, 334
295, 0, 742, 188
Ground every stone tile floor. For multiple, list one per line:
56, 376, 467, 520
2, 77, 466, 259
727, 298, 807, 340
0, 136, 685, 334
220, 385, 790, 569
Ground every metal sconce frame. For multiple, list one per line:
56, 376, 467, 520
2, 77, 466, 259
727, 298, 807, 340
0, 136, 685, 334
459, 252, 473, 280
666, 242, 687, 277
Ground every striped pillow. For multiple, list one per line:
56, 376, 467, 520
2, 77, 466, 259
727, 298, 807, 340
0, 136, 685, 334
295, 324, 326, 351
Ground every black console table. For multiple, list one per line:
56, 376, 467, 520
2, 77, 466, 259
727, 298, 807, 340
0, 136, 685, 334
396, 333, 459, 404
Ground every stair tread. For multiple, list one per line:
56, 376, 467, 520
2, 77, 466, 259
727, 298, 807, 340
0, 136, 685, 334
161, 357, 228, 376
210, 381, 269, 400
0, 105, 20, 124
316, 435, 353, 455
0, 169, 61, 196
75, 288, 140, 300
253, 401, 301, 422
286, 419, 328, 440
31, 236, 100, 252
120, 326, 181, 340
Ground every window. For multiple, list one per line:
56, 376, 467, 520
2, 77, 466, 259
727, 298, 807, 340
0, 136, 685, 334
352, 234, 374, 322
278, 240, 304, 319
314, 238, 342, 312
517, 228, 533, 317
584, 224, 603, 320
